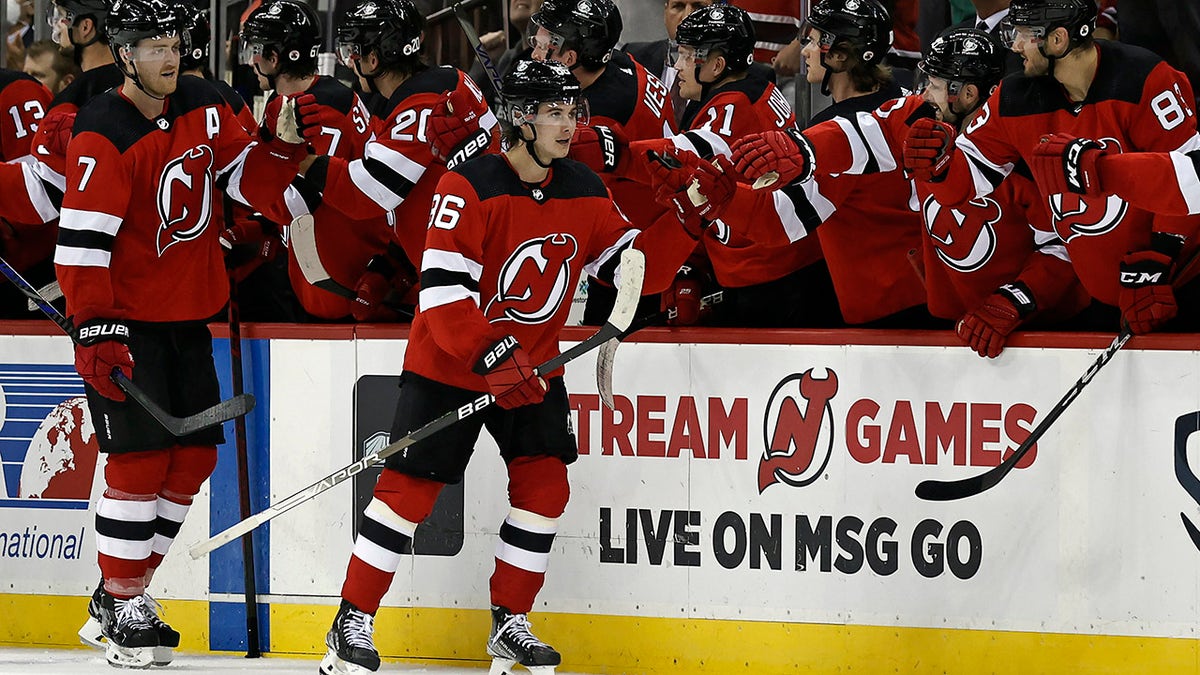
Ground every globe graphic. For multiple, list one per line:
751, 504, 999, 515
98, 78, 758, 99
18, 397, 100, 500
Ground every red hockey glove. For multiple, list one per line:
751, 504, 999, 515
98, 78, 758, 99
956, 282, 1036, 359
258, 97, 308, 163
729, 128, 813, 186
352, 243, 418, 321
662, 265, 708, 326
473, 336, 547, 409
74, 319, 134, 401
1119, 233, 1184, 334
291, 92, 340, 149
903, 118, 957, 182
569, 124, 630, 174
428, 88, 493, 169
35, 110, 75, 160
1030, 133, 1108, 196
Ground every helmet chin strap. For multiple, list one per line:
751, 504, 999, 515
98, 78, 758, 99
521, 124, 553, 168
353, 60, 378, 94
255, 59, 277, 91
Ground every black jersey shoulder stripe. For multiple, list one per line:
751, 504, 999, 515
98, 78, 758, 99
309, 75, 358, 115
584, 50, 638, 125
50, 63, 122, 110
453, 155, 609, 202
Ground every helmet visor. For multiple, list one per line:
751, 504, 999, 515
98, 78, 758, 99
527, 26, 567, 61
668, 41, 709, 70
121, 35, 182, 64
239, 40, 266, 65
511, 97, 590, 128
335, 40, 363, 66
999, 19, 1046, 48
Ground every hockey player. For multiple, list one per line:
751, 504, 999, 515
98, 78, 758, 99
319, 59, 702, 675
527, 0, 678, 323
902, 0, 1200, 334
56, 0, 309, 666
0, 68, 49, 162
728, 27, 1090, 355
714, 0, 932, 327
289, 0, 497, 321
238, 0, 395, 321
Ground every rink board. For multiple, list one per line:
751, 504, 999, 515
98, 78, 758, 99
3, 325, 1200, 673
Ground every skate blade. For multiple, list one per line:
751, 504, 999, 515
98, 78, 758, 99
488, 658, 558, 675
318, 650, 377, 674
78, 617, 105, 649
151, 646, 174, 667
105, 643, 155, 669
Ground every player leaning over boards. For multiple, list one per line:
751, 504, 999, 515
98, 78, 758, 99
904, 0, 1200, 334
319, 60, 703, 675
55, 0, 308, 667
288, 0, 499, 321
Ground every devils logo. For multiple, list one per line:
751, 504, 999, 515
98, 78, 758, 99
758, 368, 839, 493
485, 234, 579, 324
923, 196, 1001, 273
156, 146, 215, 256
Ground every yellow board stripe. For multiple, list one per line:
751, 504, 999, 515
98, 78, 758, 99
5, 594, 1199, 674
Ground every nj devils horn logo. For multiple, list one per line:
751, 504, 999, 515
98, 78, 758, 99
758, 368, 838, 493
485, 234, 578, 324
923, 196, 1001, 273
156, 145, 215, 256
1047, 137, 1127, 242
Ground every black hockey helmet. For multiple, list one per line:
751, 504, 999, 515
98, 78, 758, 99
803, 0, 892, 66
181, 5, 210, 71
336, 0, 424, 71
673, 3, 755, 73
49, 0, 110, 43
918, 28, 1004, 98
240, 0, 321, 75
529, 0, 621, 70
502, 58, 586, 126
106, 0, 187, 49
1002, 0, 1096, 48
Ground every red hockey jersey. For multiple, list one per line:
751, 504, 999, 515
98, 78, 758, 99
406, 155, 695, 391
677, 76, 823, 288
55, 77, 305, 323
0, 70, 51, 162
585, 50, 677, 230
928, 41, 1200, 305
256, 77, 386, 319
800, 93, 1089, 321
315, 65, 497, 274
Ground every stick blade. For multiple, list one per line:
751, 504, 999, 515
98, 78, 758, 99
596, 337, 619, 409
609, 248, 645, 333
175, 393, 257, 435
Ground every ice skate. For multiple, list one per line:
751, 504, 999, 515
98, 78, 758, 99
318, 600, 380, 674
138, 594, 180, 666
98, 590, 159, 669
486, 607, 560, 675
78, 581, 105, 649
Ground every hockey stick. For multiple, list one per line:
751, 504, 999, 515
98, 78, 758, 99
225, 199, 262, 657
597, 290, 724, 408
0, 256, 256, 437
914, 326, 1133, 501
189, 247, 646, 559
290, 214, 359, 300
452, 1, 505, 106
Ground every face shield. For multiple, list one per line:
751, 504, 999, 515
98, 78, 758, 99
527, 26, 567, 62
335, 40, 365, 66
668, 41, 709, 70
120, 34, 183, 65
511, 97, 590, 129
913, 65, 961, 100
239, 40, 268, 65
998, 19, 1046, 49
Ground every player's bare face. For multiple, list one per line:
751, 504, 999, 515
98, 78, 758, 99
664, 0, 712, 41
126, 35, 182, 98
800, 28, 825, 84
530, 101, 578, 159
